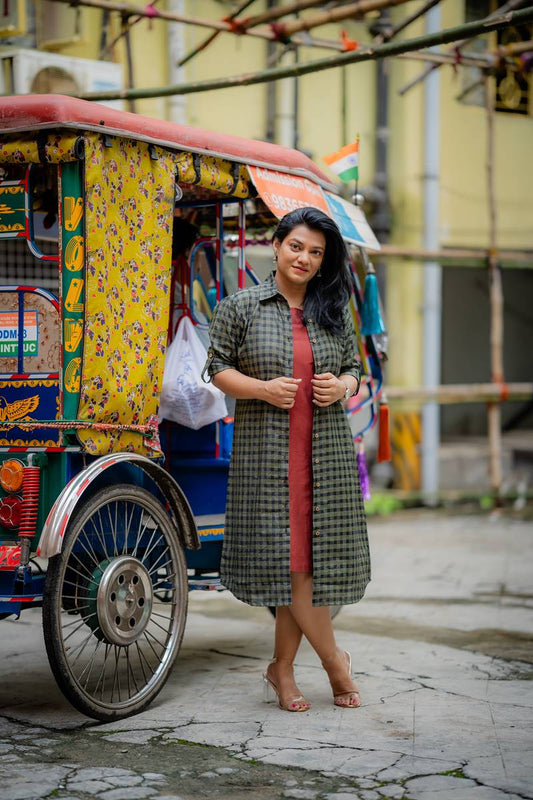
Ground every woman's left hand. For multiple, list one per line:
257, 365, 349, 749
312, 372, 345, 407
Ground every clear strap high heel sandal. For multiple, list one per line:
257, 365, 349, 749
322, 649, 361, 709
262, 660, 310, 712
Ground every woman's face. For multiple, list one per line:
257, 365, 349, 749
273, 224, 325, 288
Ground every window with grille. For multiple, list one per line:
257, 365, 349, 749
460, 0, 531, 116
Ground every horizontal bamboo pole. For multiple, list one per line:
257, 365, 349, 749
385, 383, 533, 405
239, 0, 331, 30
79, 6, 533, 101
367, 244, 533, 267
497, 38, 533, 56
273, 0, 412, 37
381, 487, 533, 505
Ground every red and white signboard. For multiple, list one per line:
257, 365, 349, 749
248, 166, 331, 218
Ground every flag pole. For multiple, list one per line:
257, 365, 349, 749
353, 133, 360, 205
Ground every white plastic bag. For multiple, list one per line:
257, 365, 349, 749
159, 316, 227, 429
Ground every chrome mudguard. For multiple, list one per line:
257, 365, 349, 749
37, 453, 200, 558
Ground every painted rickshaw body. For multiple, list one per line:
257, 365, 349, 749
0, 95, 382, 720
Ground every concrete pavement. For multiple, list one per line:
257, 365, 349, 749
0, 509, 532, 799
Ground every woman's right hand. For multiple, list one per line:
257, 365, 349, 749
262, 377, 302, 409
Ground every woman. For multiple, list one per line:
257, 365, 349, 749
205, 206, 370, 711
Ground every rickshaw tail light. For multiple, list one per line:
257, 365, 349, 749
0, 495, 22, 528
0, 459, 24, 493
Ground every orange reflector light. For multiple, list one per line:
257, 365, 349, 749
0, 459, 24, 493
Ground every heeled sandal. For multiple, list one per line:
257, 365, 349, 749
322, 649, 361, 709
262, 659, 310, 712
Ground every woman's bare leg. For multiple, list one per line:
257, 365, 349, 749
266, 576, 308, 711
288, 573, 360, 707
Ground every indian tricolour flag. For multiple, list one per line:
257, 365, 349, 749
323, 139, 359, 183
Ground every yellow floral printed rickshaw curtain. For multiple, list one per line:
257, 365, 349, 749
76, 134, 176, 455
0, 133, 81, 163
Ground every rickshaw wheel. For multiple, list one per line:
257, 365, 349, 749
42, 484, 188, 721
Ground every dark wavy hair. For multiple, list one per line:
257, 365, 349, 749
272, 206, 350, 336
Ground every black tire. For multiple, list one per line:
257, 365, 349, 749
268, 605, 342, 620
43, 484, 188, 721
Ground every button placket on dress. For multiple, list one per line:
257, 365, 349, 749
307, 318, 325, 561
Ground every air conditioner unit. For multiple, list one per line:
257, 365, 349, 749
0, 48, 124, 110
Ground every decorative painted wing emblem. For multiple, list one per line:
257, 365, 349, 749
0, 395, 39, 422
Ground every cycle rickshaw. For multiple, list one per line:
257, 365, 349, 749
0, 94, 383, 720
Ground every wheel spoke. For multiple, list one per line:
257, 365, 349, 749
97, 643, 112, 701
127, 645, 141, 696
74, 531, 101, 568
65, 561, 99, 587
144, 626, 167, 651
151, 610, 175, 621
123, 501, 137, 552
60, 593, 90, 601
148, 616, 172, 637
139, 527, 163, 565
62, 613, 97, 642
148, 556, 173, 576
152, 574, 177, 592
135, 640, 150, 684
136, 639, 156, 677
110, 646, 121, 703
69, 629, 97, 669
78, 639, 102, 689
129, 515, 152, 559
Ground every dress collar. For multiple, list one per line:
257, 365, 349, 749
258, 270, 284, 302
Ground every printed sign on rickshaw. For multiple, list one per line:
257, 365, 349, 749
0, 310, 38, 356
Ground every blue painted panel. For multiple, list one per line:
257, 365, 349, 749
0, 379, 59, 446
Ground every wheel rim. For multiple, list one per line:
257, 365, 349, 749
88, 556, 154, 645
51, 490, 187, 713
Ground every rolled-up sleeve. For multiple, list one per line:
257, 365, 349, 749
203, 295, 244, 382
340, 306, 361, 393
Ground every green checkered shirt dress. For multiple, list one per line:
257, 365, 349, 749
205, 272, 370, 607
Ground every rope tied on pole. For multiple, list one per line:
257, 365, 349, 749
270, 22, 291, 45
341, 30, 359, 52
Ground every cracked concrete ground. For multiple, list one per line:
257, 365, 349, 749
0, 509, 532, 800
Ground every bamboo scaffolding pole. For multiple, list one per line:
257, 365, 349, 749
374, 0, 442, 43
367, 244, 533, 266
100, 0, 165, 58
79, 6, 533, 102
397, 50, 493, 67
122, 18, 136, 113
263, 0, 413, 37
398, 0, 528, 95
485, 73, 505, 499
176, 0, 257, 68
385, 383, 533, 404
497, 38, 533, 56
239, 0, 329, 30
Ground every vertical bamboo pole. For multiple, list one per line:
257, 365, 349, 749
485, 73, 504, 499
122, 17, 137, 113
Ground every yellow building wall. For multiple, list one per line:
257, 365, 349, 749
48, 4, 169, 119
178, 0, 267, 139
